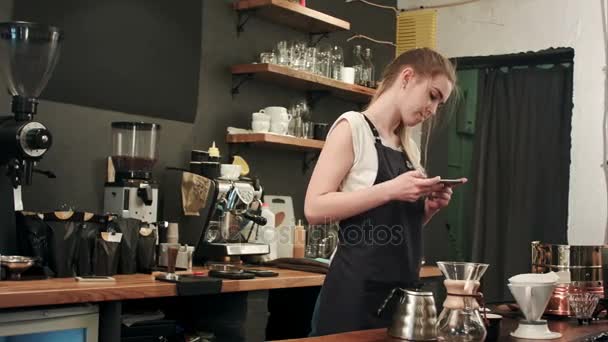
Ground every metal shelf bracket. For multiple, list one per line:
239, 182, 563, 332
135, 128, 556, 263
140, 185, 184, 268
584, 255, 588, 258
309, 32, 330, 47
236, 10, 256, 36
306, 90, 331, 109
231, 73, 254, 96
302, 151, 320, 173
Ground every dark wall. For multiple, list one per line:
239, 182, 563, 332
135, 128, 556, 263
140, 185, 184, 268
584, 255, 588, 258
422, 120, 452, 263
20, 102, 194, 213
13, 0, 202, 122
193, 0, 397, 221
11, 0, 397, 223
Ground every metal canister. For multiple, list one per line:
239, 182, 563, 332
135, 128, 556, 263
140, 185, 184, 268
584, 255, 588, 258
531, 242, 606, 316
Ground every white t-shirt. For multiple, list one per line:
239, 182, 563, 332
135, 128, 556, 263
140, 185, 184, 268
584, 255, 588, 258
327, 111, 405, 193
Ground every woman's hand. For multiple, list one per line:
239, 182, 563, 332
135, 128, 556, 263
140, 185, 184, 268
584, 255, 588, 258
425, 186, 453, 212
385, 170, 443, 202
424, 179, 467, 224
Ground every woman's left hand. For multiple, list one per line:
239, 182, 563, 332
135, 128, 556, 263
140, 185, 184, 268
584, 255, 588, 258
425, 186, 453, 212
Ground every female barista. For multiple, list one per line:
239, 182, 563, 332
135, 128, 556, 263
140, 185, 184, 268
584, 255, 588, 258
305, 47, 462, 335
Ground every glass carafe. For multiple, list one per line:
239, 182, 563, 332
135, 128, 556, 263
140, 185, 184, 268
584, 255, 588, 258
436, 261, 489, 342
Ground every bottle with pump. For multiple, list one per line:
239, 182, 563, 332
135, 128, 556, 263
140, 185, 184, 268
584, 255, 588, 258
293, 219, 306, 258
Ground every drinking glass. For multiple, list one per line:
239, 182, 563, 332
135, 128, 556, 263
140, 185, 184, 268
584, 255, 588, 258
330, 45, 344, 80
305, 47, 317, 73
259, 52, 276, 64
290, 41, 308, 70
276, 40, 290, 66
316, 43, 332, 77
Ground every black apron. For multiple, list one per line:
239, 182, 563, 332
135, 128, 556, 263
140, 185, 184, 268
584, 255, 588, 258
313, 113, 425, 336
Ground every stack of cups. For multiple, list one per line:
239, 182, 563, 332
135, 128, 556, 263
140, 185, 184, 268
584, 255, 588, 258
167, 222, 179, 244
251, 112, 271, 133
262, 106, 292, 135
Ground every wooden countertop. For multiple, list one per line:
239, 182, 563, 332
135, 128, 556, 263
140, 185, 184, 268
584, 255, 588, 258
274, 315, 608, 341
0, 266, 441, 310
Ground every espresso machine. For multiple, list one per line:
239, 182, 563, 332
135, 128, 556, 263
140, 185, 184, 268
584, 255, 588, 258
162, 162, 269, 264
0, 22, 62, 254
201, 178, 269, 258
104, 122, 161, 224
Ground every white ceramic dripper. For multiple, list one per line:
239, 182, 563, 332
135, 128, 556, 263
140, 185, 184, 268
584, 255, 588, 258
508, 273, 562, 340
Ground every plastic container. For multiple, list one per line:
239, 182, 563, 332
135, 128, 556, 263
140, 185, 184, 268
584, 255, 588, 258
257, 204, 277, 261
110, 122, 160, 179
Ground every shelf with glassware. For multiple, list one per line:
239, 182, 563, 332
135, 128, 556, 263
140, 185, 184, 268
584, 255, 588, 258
233, 0, 350, 35
226, 133, 324, 152
231, 63, 375, 103
226, 102, 328, 163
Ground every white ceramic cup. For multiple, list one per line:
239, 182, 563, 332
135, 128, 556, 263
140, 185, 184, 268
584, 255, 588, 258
270, 121, 289, 135
252, 120, 271, 133
252, 112, 270, 121
341, 67, 355, 84
220, 164, 242, 180
261, 106, 291, 125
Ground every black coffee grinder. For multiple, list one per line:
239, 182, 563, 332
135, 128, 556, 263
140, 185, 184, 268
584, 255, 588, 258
0, 22, 63, 254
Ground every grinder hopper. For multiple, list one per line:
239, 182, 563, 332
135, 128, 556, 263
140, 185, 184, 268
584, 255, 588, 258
0, 21, 62, 118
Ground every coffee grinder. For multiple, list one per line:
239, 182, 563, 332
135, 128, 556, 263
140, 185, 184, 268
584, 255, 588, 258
0, 22, 63, 254
103, 122, 161, 224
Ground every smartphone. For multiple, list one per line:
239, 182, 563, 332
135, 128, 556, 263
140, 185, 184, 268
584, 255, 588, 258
75, 276, 116, 282
439, 178, 466, 186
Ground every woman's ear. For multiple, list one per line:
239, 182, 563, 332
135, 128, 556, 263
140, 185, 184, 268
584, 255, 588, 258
400, 67, 415, 88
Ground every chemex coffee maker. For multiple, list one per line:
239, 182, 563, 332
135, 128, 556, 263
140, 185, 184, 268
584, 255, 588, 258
163, 148, 269, 264
0, 21, 63, 254
104, 122, 161, 224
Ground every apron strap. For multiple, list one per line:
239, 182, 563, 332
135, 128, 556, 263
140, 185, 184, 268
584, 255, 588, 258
361, 113, 416, 170
361, 113, 381, 142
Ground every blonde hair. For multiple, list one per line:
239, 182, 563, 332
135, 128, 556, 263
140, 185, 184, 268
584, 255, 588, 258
369, 48, 456, 171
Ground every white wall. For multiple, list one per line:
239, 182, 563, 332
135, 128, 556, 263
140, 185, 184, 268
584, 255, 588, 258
398, 0, 608, 244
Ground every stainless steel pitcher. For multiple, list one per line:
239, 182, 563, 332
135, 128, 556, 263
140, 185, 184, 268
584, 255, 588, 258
377, 288, 438, 341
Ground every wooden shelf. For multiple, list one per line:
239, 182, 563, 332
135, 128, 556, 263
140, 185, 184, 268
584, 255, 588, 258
234, 0, 350, 34
227, 133, 324, 152
231, 63, 375, 103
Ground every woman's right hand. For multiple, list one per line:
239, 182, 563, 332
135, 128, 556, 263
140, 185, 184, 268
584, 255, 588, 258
385, 170, 443, 202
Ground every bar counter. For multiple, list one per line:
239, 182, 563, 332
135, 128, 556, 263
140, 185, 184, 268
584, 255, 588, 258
0, 265, 441, 309
275, 313, 608, 341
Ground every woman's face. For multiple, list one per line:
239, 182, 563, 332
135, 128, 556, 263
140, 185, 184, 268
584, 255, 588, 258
397, 70, 453, 127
